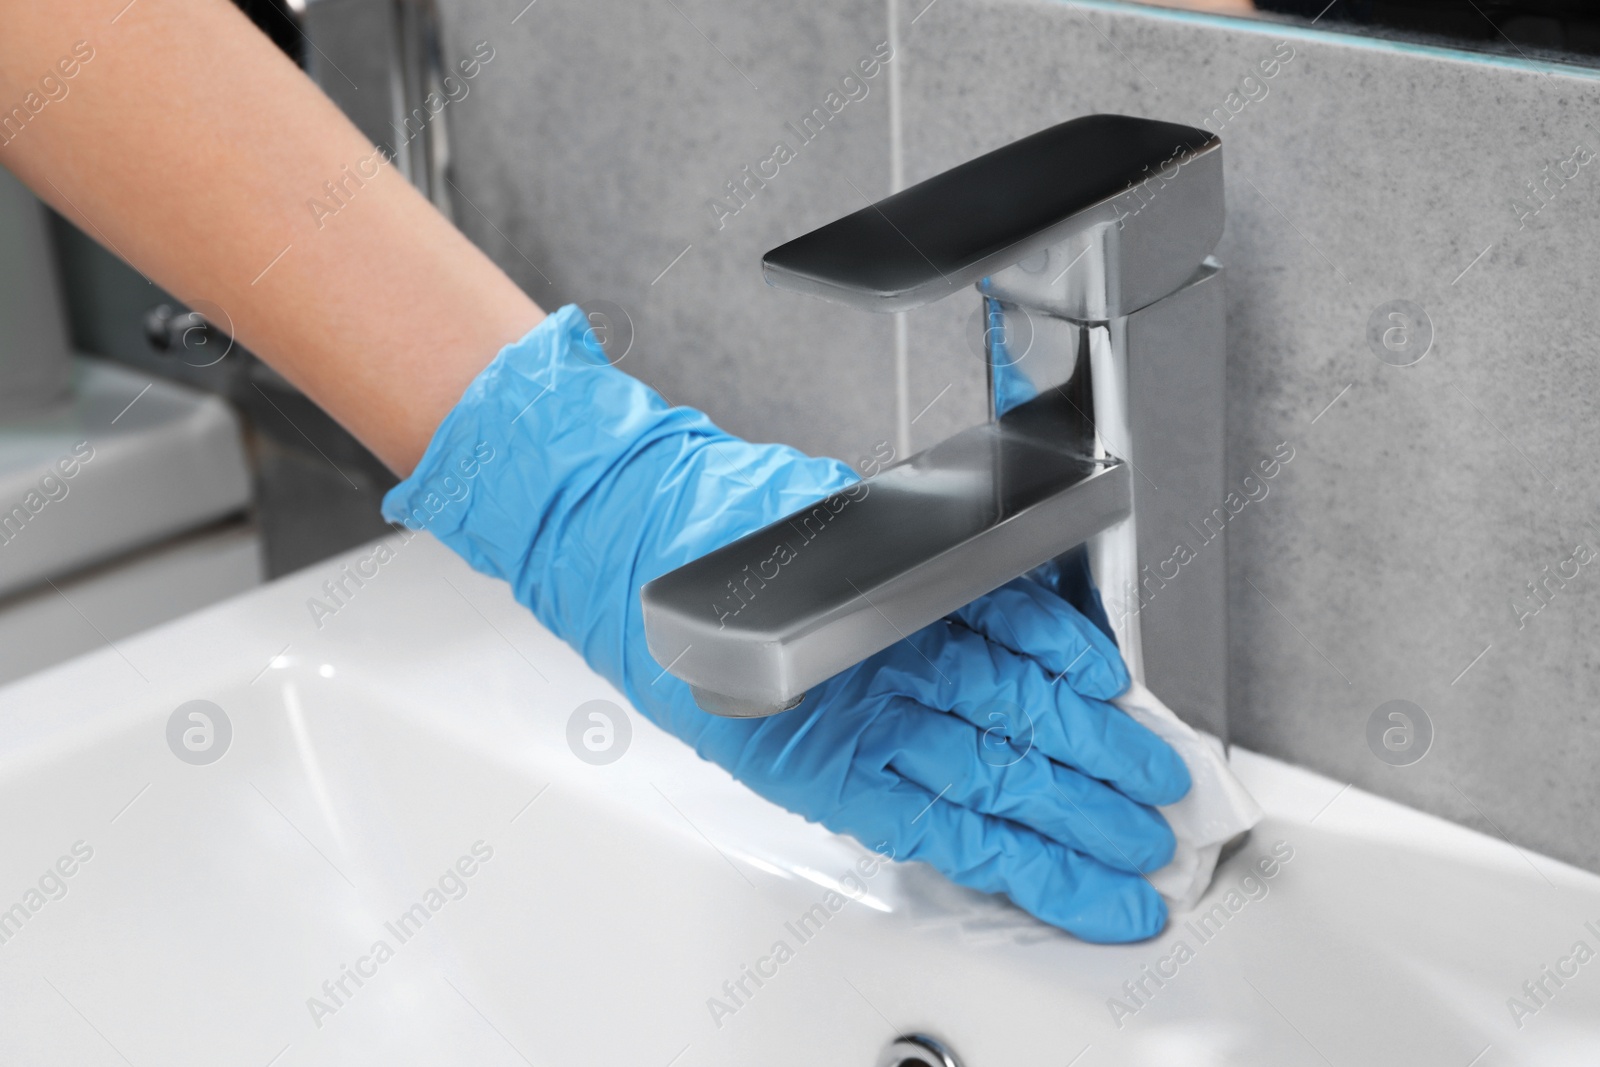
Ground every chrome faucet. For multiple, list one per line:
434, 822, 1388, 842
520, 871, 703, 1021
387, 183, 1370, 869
641, 115, 1228, 739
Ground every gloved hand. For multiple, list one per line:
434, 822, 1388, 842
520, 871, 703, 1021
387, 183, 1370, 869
384, 305, 1191, 942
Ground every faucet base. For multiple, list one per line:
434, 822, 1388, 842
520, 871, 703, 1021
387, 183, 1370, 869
689, 686, 805, 718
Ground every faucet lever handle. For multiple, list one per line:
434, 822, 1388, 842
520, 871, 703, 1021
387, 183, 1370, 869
761, 114, 1221, 320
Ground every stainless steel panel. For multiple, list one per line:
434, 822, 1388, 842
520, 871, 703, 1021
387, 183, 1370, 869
641, 418, 1131, 716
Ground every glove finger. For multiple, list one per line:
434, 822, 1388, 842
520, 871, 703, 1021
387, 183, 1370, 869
877, 623, 1191, 807
1024, 548, 1119, 641
869, 702, 1176, 873
949, 577, 1129, 700
834, 773, 1167, 942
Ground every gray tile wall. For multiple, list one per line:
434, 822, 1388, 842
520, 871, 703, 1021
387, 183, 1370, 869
895, 0, 1600, 876
435, 0, 1600, 872
435, 0, 903, 466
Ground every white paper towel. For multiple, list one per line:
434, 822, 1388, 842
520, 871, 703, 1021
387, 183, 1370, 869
869, 681, 1266, 942
1113, 680, 1264, 913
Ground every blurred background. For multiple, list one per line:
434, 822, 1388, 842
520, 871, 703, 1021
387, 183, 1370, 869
0, 0, 434, 687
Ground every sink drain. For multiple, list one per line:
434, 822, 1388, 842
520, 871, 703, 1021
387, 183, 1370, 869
877, 1033, 963, 1067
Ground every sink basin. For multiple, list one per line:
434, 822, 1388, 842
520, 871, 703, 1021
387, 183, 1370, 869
2, 535, 1597, 1065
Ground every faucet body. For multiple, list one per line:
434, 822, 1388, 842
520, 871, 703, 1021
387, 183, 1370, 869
983, 264, 1227, 740
642, 115, 1228, 739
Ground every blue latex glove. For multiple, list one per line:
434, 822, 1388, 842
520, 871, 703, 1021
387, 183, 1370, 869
384, 305, 1191, 942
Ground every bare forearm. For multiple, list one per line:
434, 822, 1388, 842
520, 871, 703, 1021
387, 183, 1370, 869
0, 0, 543, 473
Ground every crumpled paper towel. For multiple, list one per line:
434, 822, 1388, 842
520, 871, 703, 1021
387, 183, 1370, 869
1113, 679, 1264, 913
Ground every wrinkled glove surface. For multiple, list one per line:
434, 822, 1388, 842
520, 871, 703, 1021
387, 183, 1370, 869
383, 305, 1191, 942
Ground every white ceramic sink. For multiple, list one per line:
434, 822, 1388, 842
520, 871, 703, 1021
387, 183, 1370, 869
2, 535, 1597, 1066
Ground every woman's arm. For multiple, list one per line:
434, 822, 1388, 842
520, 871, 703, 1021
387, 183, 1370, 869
0, 0, 543, 473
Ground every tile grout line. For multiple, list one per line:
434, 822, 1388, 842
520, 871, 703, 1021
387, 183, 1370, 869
887, 0, 913, 459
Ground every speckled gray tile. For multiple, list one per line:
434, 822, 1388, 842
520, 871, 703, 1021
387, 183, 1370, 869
900, 0, 1600, 871
432, 0, 899, 464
